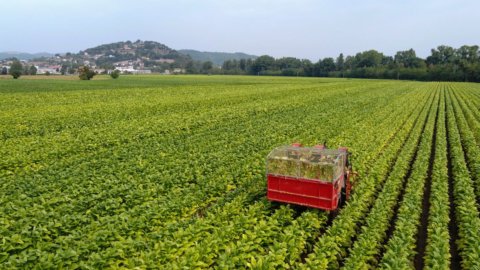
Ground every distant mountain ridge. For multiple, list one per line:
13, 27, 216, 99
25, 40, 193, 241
0, 52, 53, 60
179, 49, 257, 66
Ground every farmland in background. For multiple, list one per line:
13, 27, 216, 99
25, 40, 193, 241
1, 75, 479, 269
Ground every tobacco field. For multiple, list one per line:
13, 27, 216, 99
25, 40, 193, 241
1, 75, 479, 269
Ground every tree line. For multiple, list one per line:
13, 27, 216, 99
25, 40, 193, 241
4, 44, 480, 82
2, 61, 38, 78
189, 45, 480, 82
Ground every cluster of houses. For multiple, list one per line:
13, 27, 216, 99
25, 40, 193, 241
1, 59, 64, 75
0, 58, 185, 75
110, 59, 184, 74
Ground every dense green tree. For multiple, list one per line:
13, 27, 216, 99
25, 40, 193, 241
427, 45, 456, 65
29, 65, 37, 75
314, 58, 336, 76
322, 58, 336, 73
202, 61, 213, 74
302, 59, 314, 76
23, 65, 29, 75
394, 49, 425, 68
455, 45, 479, 63
355, 50, 384, 68
110, 70, 120, 79
250, 55, 275, 74
344, 55, 355, 70
185, 60, 197, 74
239, 59, 247, 71
382, 56, 394, 66
9, 60, 23, 79
78, 66, 95, 80
60, 65, 68, 75
276, 57, 302, 69
222, 59, 236, 71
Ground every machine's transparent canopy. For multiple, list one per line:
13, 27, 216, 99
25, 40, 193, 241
267, 145, 346, 182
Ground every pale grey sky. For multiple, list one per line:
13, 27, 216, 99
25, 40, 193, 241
1, 0, 479, 60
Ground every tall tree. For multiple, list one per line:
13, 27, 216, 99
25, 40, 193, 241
239, 59, 247, 71
185, 60, 197, 74
394, 49, 424, 68
202, 61, 213, 74
427, 45, 456, 65
250, 55, 275, 74
9, 60, 23, 79
321, 58, 336, 74
276, 57, 302, 69
355, 50, 384, 68
29, 65, 37, 75
336, 53, 345, 72
78, 66, 95, 80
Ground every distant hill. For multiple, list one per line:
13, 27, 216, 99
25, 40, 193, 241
0, 52, 53, 60
81, 40, 190, 67
179, 49, 257, 66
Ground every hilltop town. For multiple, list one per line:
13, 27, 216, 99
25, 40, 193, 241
0, 40, 190, 75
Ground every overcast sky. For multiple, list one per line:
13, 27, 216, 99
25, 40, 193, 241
1, 0, 479, 60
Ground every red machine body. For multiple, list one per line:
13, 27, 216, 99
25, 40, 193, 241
266, 144, 352, 211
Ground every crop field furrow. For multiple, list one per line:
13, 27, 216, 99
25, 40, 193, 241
377, 85, 439, 269
330, 85, 427, 179
445, 86, 463, 270
340, 85, 439, 270
424, 86, 451, 269
454, 87, 480, 145
444, 86, 480, 269
459, 85, 480, 111
450, 87, 480, 208
414, 88, 439, 269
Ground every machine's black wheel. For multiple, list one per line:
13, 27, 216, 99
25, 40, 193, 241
341, 186, 347, 206
331, 194, 343, 217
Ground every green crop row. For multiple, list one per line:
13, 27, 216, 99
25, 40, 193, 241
451, 87, 480, 202
455, 85, 480, 144
341, 84, 440, 269
423, 86, 450, 270
377, 85, 439, 269
298, 85, 436, 269
444, 87, 480, 269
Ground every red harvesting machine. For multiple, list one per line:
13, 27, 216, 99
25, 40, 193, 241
266, 143, 353, 211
